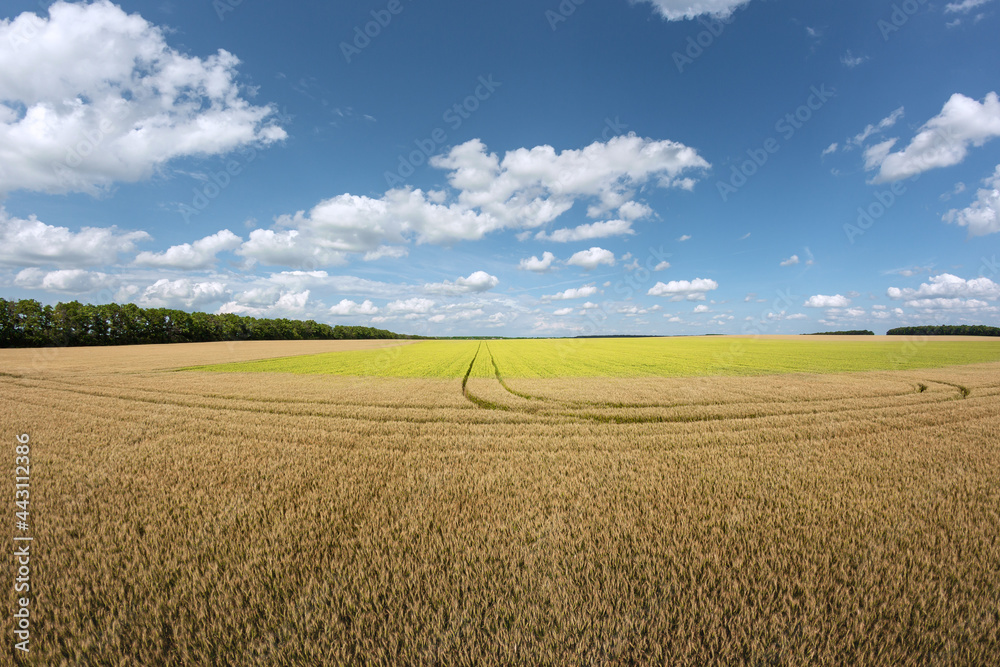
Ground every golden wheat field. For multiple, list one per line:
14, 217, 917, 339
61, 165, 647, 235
3, 338, 1000, 665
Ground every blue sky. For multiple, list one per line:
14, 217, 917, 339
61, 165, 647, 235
1, 0, 999, 336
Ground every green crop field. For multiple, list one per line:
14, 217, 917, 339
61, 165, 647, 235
193, 336, 1000, 378
188, 339, 479, 377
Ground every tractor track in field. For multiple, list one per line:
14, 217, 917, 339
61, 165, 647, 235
461, 342, 510, 411
482, 342, 979, 409
9, 352, 982, 425
464, 342, 577, 412
924, 379, 972, 398
9, 346, 981, 428
459, 343, 983, 423
485, 343, 538, 401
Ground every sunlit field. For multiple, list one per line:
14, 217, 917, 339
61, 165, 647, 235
196, 335, 1000, 377
3, 337, 999, 664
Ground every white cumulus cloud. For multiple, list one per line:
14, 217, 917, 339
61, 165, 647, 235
851, 107, 904, 147
863, 139, 898, 171
647, 278, 718, 301
638, 0, 751, 21
945, 0, 995, 13
566, 247, 615, 270
535, 219, 634, 242
840, 51, 869, 68
14, 268, 114, 293
236, 135, 706, 266
218, 290, 310, 318
329, 299, 379, 316
804, 294, 851, 308
363, 245, 409, 261
869, 92, 1000, 183
386, 297, 435, 314
0, 207, 149, 268
134, 230, 242, 270
545, 285, 599, 301
617, 201, 654, 220
430, 134, 709, 225
237, 229, 347, 269
887, 273, 1000, 309
780, 255, 800, 267
136, 278, 230, 309
518, 252, 556, 272
0, 1, 287, 196
943, 164, 1000, 236
424, 271, 499, 295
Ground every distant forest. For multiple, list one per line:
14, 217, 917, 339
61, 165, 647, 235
803, 330, 874, 336
0, 298, 413, 348
886, 325, 1000, 337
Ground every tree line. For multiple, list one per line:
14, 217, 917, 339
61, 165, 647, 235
803, 330, 874, 336
0, 298, 413, 348
886, 325, 1000, 337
